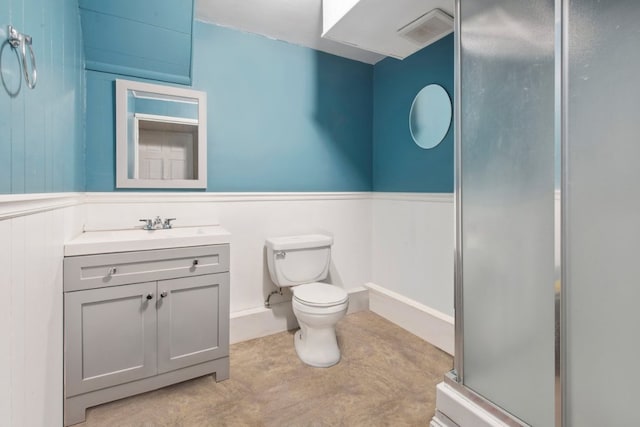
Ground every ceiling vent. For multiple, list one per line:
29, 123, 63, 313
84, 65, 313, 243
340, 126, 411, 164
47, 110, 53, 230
397, 8, 453, 47
322, 0, 455, 60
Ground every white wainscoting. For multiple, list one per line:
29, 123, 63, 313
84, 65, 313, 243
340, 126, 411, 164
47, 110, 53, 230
1, 191, 455, 426
0, 194, 85, 427
371, 192, 454, 317
83, 192, 373, 314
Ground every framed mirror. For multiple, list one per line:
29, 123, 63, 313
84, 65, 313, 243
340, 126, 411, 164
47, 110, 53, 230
116, 79, 207, 189
409, 84, 452, 150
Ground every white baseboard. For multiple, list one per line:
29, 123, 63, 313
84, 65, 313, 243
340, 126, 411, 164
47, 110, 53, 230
433, 383, 512, 427
365, 282, 454, 355
345, 286, 370, 315
431, 410, 458, 427
230, 286, 369, 344
229, 303, 298, 345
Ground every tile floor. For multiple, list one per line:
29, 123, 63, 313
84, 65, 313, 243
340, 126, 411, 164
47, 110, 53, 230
80, 310, 453, 426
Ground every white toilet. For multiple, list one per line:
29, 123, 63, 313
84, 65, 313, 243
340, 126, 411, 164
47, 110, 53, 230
265, 234, 349, 367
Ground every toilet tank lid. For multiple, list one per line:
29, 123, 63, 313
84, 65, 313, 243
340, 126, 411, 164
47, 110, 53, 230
265, 234, 333, 251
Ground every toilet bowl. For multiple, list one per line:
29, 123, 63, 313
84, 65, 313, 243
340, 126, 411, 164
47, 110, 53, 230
265, 235, 349, 367
292, 282, 349, 367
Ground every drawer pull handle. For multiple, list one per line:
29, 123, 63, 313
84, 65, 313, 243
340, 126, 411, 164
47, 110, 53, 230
160, 291, 168, 298
146, 293, 153, 300
107, 267, 117, 276
192, 259, 199, 266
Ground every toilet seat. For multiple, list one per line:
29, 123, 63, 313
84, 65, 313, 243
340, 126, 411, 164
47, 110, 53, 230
293, 282, 348, 307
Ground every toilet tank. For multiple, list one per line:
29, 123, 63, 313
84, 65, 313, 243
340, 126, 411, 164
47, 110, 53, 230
265, 234, 333, 287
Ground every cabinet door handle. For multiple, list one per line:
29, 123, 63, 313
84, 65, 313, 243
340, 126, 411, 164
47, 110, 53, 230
160, 291, 168, 298
146, 293, 153, 300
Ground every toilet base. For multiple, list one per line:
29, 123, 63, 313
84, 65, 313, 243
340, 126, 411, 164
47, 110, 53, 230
294, 328, 341, 368
291, 295, 348, 368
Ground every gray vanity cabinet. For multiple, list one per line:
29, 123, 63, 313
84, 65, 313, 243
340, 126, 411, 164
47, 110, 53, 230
63, 244, 230, 426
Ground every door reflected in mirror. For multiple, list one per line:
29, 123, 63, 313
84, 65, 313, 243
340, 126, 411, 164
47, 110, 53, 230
135, 116, 198, 181
116, 80, 207, 189
409, 84, 452, 150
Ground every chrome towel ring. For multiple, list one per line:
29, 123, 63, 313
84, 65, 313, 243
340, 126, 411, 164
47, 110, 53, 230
7, 25, 37, 90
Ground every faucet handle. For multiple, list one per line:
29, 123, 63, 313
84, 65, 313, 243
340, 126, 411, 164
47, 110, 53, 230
163, 218, 176, 229
139, 219, 153, 230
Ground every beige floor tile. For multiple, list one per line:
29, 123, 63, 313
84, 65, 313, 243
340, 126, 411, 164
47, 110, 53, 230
80, 311, 452, 427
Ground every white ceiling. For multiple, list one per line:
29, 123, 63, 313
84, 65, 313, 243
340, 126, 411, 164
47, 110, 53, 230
195, 0, 386, 64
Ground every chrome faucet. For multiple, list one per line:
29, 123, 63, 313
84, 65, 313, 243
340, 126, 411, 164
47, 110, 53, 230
139, 218, 154, 230
139, 217, 176, 230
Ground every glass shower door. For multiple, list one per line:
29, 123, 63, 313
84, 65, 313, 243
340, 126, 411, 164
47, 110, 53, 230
459, 0, 556, 425
565, 0, 640, 425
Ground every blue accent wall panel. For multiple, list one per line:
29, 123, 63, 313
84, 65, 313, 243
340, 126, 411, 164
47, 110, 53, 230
84, 70, 116, 191
0, 0, 85, 194
373, 34, 454, 193
79, 0, 194, 85
85, 22, 373, 192
78, 0, 192, 33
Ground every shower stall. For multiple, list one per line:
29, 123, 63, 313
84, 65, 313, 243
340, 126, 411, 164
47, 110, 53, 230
436, 0, 640, 425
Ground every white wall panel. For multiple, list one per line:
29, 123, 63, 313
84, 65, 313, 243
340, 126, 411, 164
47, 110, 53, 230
0, 200, 84, 427
371, 193, 454, 316
24, 213, 47, 426
0, 220, 11, 424
10, 216, 26, 427
84, 193, 373, 312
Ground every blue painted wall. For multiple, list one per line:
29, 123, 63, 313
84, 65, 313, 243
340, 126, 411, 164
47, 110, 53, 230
0, 0, 85, 194
196, 23, 372, 192
372, 34, 454, 193
85, 22, 373, 192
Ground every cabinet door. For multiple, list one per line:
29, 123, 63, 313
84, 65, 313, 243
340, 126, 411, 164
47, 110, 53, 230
157, 273, 229, 373
65, 282, 157, 397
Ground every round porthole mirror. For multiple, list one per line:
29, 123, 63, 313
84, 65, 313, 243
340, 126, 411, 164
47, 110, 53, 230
409, 84, 452, 149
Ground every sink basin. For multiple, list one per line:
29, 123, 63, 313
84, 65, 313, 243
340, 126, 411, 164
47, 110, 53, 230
64, 226, 231, 256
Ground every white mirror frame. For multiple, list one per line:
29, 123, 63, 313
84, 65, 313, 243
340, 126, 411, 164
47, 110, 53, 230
115, 79, 207, 189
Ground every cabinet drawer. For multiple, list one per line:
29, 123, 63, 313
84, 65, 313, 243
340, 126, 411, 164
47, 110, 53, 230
64, 244, 229, 292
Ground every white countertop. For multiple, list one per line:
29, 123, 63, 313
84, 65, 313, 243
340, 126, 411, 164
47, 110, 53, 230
64, 225, 231, 256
